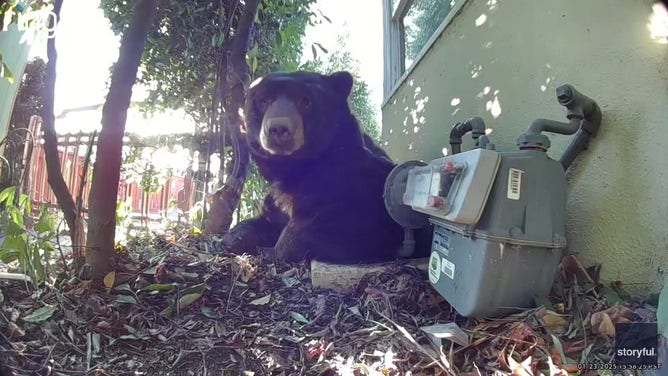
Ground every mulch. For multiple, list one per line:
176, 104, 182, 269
0, 235, 658, 375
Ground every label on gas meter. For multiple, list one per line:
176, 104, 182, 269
441, 258, 455, 279
428, 252, 441, 283
507, 168, 523, 200
432, 227, 451, 256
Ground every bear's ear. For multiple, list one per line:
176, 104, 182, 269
328, 71, 354, 98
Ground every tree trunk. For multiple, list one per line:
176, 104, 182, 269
203, 0, 260, 235
86, 0, 158, 282
41, 0, 87, 267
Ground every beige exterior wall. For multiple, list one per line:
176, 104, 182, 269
382, 0, 668, 295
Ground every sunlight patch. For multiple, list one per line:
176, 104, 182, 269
648, 2, 668, 44
475, 14, 488, 27
470, 64, 482, 78
249, 76, 263, 89
486, 96, 502, 118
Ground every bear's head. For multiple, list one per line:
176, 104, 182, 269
243, 71, 359, 159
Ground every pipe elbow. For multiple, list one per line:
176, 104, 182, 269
557, 84, 601, 123
449, 121, 473, 154
467, 116, 487, 138
527, 117, 581, 136
449, 121, 472, 143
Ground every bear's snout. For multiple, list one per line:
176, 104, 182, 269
266, 118, 292, 140
259, 97, 305, 155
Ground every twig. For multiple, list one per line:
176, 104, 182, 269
86, 332, 92, 372
0, 272, 33, 282
375, 311, 453, 374
77, 130, 96, 214
226, 265, 243, 314
199, 347, 208, 376
55, 217, 70, 274
38, 344, 56, 373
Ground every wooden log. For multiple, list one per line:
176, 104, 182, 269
311, 257, 430, 292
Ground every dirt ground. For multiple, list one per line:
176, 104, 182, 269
0, 235, 659, 375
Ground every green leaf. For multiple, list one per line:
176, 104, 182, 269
114, 283, 133, 292
599, 286, 623, 306
160, 305, 174, 317
181, 283, 207, 296
0, 247, 20, 263
177, 293, 202, 310
282, 277, 299, 287
40, 241, 55, 255
18, 194, 29, 212
249, 294, 271, 305
1, 60, 14, 84
0, 235, 27, 263
550, 334, 567, 364
118, 334, 142, 340
142, 266, 158, 275
35, 209, 55, 234
0, 186, 16, 206
31, 247, 45, 282
313, 42, 328, 54
23, 305, 57, 323
289, 311, 309, 324
115, 295, 138, 304
534, 295, 555, 311
201, 306, 218, 319
311, 44, 317, 60
141, 283, 175, 292
7, 205, 24, 227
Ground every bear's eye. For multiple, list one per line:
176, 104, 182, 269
297, 96, 311, 109
257, 96, 272, 111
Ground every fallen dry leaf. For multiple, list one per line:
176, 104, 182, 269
606, 304, 634, 321
507, 355, 532, 376
542, 312, 569, 335
590, 311, 616, 337
235, 256, 258, 283
249, 294, 271, 305
508, 322, 535, 344
7, 322, 25, 339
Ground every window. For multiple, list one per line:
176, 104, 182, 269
383, 0, 467, 100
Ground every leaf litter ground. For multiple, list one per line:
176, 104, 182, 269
0, 235, 660, 375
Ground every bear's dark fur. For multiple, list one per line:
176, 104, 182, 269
221, 71, 410, 264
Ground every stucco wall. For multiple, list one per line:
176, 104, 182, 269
381, 0, 668, 295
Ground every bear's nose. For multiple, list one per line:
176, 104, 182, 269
267, 122, 291, 140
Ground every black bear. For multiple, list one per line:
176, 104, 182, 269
220, 70, 407, 264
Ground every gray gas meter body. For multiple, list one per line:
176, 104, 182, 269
384, 84, 602, 318
410, 149, 567, 318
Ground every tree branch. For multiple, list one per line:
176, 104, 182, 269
42, 0, 78, 242
203, 0, 260, 235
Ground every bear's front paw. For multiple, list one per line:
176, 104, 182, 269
274, 229, 311, 263
218, 224, 262, 255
